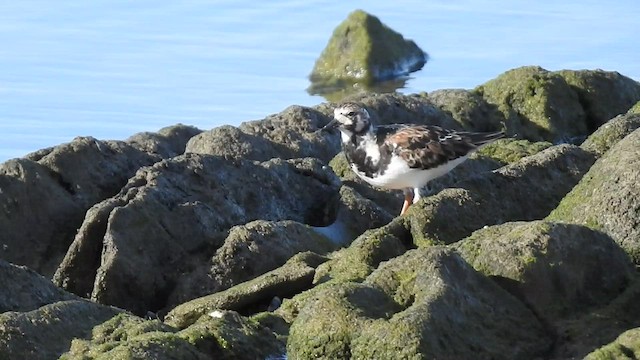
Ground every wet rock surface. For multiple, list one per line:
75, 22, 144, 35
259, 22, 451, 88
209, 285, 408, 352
1, 66, 640, 359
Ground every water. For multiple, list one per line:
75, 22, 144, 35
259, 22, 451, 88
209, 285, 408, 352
1, 0, 639, 162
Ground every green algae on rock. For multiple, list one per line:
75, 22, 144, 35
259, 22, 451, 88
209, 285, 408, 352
475, 66, 587, 142
477, 138, 552, 164
309, 9, 427, 94
61, 311, 285, 360
287, 247, 551, 359
584, 327, 640, 360
428, 88, 506, 131
548, 128, 640, 264
455, 221, 635, 321
557, 69, 640, 131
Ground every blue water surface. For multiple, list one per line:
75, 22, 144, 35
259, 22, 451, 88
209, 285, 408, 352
1, 0, 638, 161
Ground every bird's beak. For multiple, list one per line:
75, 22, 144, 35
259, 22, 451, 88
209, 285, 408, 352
316, 118, 338, 133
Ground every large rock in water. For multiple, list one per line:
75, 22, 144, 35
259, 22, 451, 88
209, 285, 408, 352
548, 128, 640, 263
309, 9, 427, 90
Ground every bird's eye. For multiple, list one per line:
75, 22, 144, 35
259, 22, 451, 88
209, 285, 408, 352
347, 111, 356, 117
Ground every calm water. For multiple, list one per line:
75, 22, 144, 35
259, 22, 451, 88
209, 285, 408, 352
1, 0, 639, 161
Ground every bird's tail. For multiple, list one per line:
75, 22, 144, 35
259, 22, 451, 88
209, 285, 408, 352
464, 131, 506, 147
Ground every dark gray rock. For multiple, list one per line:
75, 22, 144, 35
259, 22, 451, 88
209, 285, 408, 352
165, 221, 336, 312
455, 221, 635, 321
428, 88, 505, 131
548, 128, 640, 264
287, 247, 551, 359
406, 144, 595, 246
1, 136, 160, 276
165, 251, 327, 328
344, 92, 462, 129
127, 124, 202, 158
187, 105, 340, 163
0, 259, 77, 313
0, 300, 122, 360
580, 113, 640, 157
54, 154, 341, 315
0, 159, 84, 276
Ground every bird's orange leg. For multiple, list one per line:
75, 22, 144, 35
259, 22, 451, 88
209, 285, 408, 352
400, 189, 413, 216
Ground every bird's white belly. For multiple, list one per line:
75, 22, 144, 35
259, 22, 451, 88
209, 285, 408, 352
353, 155, 468, 190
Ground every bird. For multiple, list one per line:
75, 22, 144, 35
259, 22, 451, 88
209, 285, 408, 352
320, 102, 505, 216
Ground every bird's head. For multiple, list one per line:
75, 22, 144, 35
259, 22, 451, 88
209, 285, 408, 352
319, 103, 371, 136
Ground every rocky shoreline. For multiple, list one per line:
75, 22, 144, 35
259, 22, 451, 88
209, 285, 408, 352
1, 66, 640, 359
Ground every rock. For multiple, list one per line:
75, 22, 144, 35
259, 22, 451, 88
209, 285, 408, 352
477, 138, 553, 164
455, 221, 635, 321
0, 136, 160, 276
475, 66, 587, 142
557, 69, 640, 131
0, 300, 122, 360
580, 113, 640, 156
127, 124, 202, 158
318, 185, 394, 243
187, 105, 340, 163
165, 221, 335, 315
0, 259, 77, 313
165, 252, 327, 329
629, 100, 640, 115
406, 144, 595, 246
309, 9, 427, 91
548, 129, 640, 263
584, 328, 640, 359
346, 92, 461, 129
287, 247, 551, 359
553, 276, 640, 359
0, 159, 84, 276
54, 154, 341, 315
428, 88, 505, 131
313, 219, 411, 285
61, 311, 285, 360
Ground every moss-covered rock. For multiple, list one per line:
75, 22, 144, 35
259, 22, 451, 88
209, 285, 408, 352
629, 101, 640, 115
61, 311, 285, 360
313, 219, 411, 284
287, 247, 551, 359
0, 300, 123, 360
309, 9, 427, 92
548, 128, 640, 263
428, 88, 505, 131
455, 221, 634, 321
475, 66, 587, 142
477, 138, 552, 164
165, 252, 327, 329
585, 328, 640, 360
553, 276, 640, 359
557, 69, 640, 131
406, 144, 594, 246
580, 113, 640, 157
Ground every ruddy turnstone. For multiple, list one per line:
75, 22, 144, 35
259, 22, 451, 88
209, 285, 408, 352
320, 102, 505, 216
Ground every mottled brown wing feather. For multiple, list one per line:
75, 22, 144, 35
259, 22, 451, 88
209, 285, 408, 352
382, 125, 479, 170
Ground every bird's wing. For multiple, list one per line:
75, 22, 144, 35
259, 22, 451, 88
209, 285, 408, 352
381, 125, 494, 170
